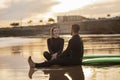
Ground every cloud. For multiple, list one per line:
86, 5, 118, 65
0, 0, 58, 21
80, 0, 120, 16
1, 0, 120, 27
55, 0, 120, 18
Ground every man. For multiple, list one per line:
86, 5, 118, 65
28, 24, 84, 79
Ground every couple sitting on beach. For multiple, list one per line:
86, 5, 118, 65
28, 24, 84, 79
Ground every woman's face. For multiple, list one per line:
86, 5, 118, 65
53, 28, 59, 36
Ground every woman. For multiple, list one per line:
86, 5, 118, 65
44, 26, 64, 61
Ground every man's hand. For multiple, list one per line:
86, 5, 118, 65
51, 53, 57, 60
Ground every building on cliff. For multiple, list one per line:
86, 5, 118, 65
57, 16, 120, 34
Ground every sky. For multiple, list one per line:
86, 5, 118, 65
0, 0, 120, 27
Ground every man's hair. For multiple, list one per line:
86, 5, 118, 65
72, 24, 80, 33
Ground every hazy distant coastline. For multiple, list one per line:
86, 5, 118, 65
0, 17, 120, 37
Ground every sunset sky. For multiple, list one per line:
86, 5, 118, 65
0, 0, 120, 27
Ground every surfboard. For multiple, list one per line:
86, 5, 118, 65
83, 55, 120, 59
82, 57, 120, 65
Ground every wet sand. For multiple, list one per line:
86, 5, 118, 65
0, 35, 120, 80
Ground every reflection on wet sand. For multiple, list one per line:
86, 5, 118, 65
11, 46, 22, 54
42, 66, 84, 80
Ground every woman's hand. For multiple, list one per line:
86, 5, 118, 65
51, 53, 57, 60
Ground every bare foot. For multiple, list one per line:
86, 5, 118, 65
28, 56, 35, 79
28, 56, 35, 68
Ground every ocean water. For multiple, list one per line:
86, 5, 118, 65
0, 34, 120, 80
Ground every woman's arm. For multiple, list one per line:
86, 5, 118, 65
47, 39, 54, 54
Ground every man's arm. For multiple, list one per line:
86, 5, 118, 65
57, 39, 64, 55
57, 39, 72, 58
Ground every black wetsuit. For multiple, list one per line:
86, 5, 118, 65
35, 34, 84, 67
44, 37, 64, 60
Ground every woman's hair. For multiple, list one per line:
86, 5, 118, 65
50, 26, 59, 38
